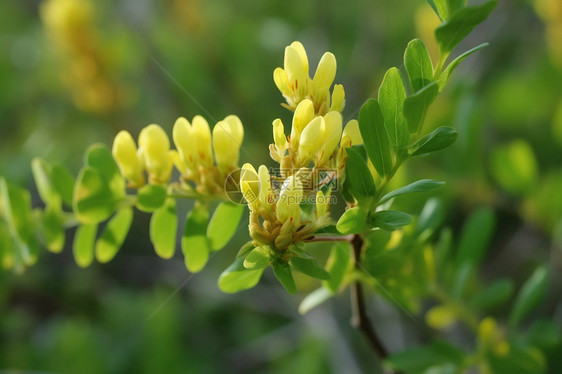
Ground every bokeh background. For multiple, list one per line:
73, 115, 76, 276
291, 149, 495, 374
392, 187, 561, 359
1, 0, 561, 372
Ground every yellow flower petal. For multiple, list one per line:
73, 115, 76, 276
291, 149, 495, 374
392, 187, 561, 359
192, 115, 213, 167
330, 84, 346, 112
313, 52, 336, 92
276, 175, 303, 224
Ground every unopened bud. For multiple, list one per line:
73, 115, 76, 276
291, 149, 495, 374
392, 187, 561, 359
112, 130, 144, 187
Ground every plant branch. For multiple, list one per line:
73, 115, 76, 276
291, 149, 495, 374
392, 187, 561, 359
304, 234, 354, 242
350, 234, 389, 360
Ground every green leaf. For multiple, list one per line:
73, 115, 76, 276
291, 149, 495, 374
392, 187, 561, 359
31, 158, 60, 207
290, 256, 330, 280
323, 243, 352, 293
404, 82, 439, 133
387, 340, 464, 372
273, 261, 297, 294
150, 199, 177, 259
446, 0, 464, 16
136, 184, 168, 212
408, 126, 458, 157
416, 197, 445, 237
369, 210, 413, 231
469, 279, 514, 312
425, 0, 447, 21
379, 179, 445, 204
51, 164, 75, 207
358, 99, 393, 177
73, 167, 120, 224
437, 43, 489, 91
73, 224, 97, 268
298, 287, 333, 315
404, 39, 434, 93
509, 266, 549, 328
236, 241, 255, 258
378, 67, 409, 148
0, 179, 39, 266
84, 144, 125, 199
39, 206, 65, 253
336, 207, 368, 235
95, 207, 133, 263
488, 345, 547, 374
182, 205, 210, 273
207, 203, 244, 251
455, 207, 495, 267
344, 147, 376, 205
218, 256, 264, 293
243, 246, 270, 270
526, 320, 562, 350
435, 1, 497, 55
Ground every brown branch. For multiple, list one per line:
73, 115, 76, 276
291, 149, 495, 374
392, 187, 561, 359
304, 234, 355, 243
350, 234, 389, 359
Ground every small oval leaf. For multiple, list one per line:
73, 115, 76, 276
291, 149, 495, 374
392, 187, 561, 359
207, 203, 245, 251
95, 207, 133, 263
182, 205, 210, 273
150, 199, 178, 259
73, 224, 97, 268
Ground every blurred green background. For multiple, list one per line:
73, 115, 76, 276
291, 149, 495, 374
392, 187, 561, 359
1, 0, 561, 372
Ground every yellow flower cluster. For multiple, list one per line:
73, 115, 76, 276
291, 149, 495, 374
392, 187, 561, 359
40, 0, 123, 114
274, 41, 345, 116
112, 115, 244, 195
240, 41, 353, 252
239, 164, 331, 253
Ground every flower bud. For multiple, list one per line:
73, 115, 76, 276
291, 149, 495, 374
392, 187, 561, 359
273, 67, 290, 97
172, 116, 196, 170
316, 189, 331, 218
312, 52, 336, 92
192, 115, 213, 168
318, 111, 342, 165
272, 119, 287, 151
342, 119, 362, 145
112, 130, 144, 187
288, 41, 309, 73
330, 84, 345, 112
258, 165, 273, 211
276, 175, 303, 224
291, 99, 315, 142
138, 124, 172, 183
240, 163, 259, 208
298, 116, 325, 164
213, 115, 244, 171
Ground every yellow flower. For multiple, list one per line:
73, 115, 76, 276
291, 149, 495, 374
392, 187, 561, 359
290, 99, 316, 148
213, 115, 244, 172
276, 175, 303, 225
330, 84, 346, 112
172, 116, 196, 170
317, 111, 343, 165
274, 41, 345, 115
298, 116, 325, 165
315, 189, 331, 218
240, 163, 259, 209
258, 165, 273, 212
342, 119, 363, 146
192, 115, 213, 168
138, 124, 173, 184
337, 119, 364, 179
272, 119, 287, 151
112, 130, 144, 187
